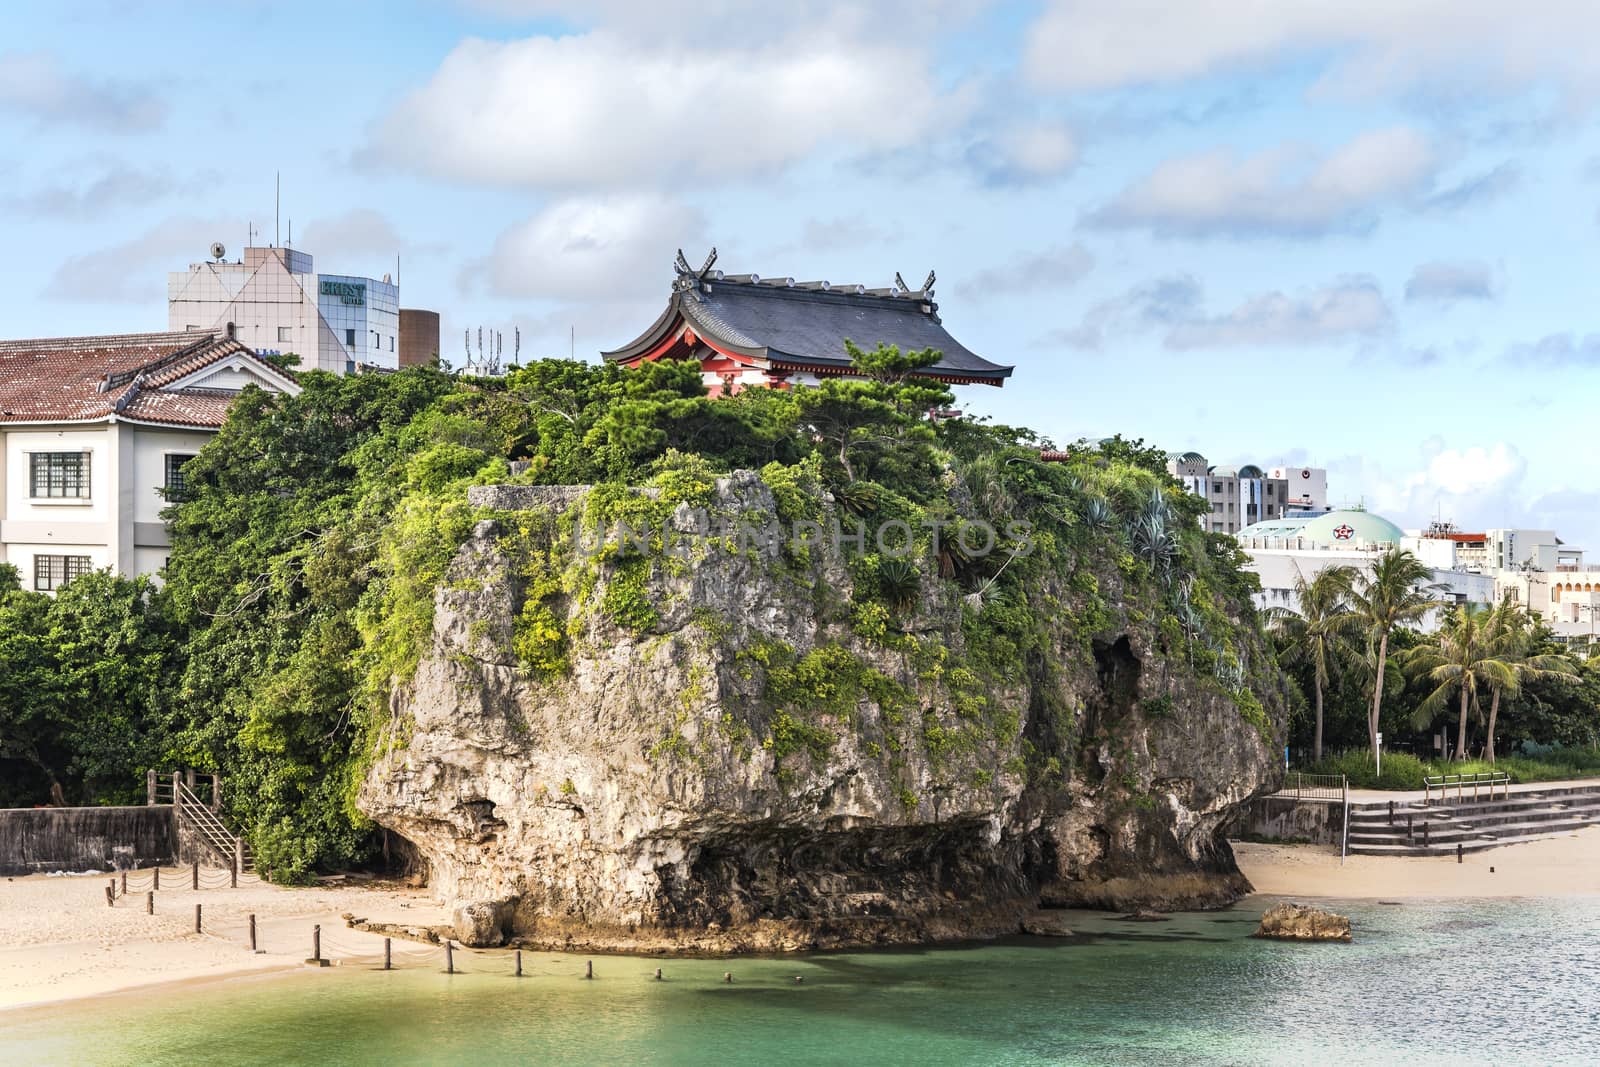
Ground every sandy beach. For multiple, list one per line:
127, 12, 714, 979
0, 868, 447, 1012
1234, 824, 1600, 899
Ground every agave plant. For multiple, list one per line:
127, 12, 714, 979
1080, 494, 1116, 535
1128, 487, 1180, 585
877, 557, 922, 614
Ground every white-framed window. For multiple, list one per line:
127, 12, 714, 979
345, 328, 356, 347
35, 554, 91, 591
29, 451, 90, 499
278, 326, 292, 342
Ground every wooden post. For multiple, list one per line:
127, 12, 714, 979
654, 967, 663, 981
105, 884, 114, 908
195, 904, 202, 934
249, 913, 257, 952
1388, 800, 1394, 825
313, 925, 322, 962
515, 949, 522, 977
446, 941, 454, 974
146, 891, 153, 915
384, 938, 392, 970
234, 839, 244, 882
121, 872, 127, 896
192, 864, 199, 891
1457, 842, 1463, 864
1423, 821, 1430, 847
154, 866, 160, 891
147, 769, 157, 806
584, 959, 593, 980
231, 854, 238, 889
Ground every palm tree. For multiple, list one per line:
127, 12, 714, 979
1405, 605, 1513, 761
1479, 598, 1575, 763
1268, 565, 1358, 761
1346, 548, 1437, 762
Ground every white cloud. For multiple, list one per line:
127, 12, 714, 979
468, 193, 705, 301
1405, 261, 1495, 304
7, 163, 178, 217
959, 244, 1094, 300
1024, 1, 1600, 102
971, 121, 1079, 184
1167, 278, 1392, 348
1047, 274, 1389, 350
1089, 127, 1436, 238
366, 30, 963, 189
0, 51, 164, 131
1327, 441, 1530, 532
43, 216, 238, 303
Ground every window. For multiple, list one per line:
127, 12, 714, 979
164, 453, 198, 498
1211, 502, 1221, 513
1212, 481, 1222, 493
30, 451, 90, 499
345, 328, 356, 347
278, 326, 292, 342
390, 335, 395, 352
34, 554, 91, 592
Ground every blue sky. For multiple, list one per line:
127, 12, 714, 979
4, 1, 1598, 544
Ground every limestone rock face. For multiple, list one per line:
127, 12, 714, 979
1254, 902, 1353, 942
358, 472, 1286, 952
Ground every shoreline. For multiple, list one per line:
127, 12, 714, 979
7, 827, 1598, 1013
1232, 824, 1600, 900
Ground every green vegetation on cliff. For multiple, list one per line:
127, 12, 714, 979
2, 349, 1285, 879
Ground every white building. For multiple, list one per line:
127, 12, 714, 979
168, 245, 400, 373
0, 330, 299, 586
1236, 507, 1495, 628
1167, 452, 1329, 535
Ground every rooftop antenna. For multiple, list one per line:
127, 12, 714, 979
275, 172, 280, 248
514, 327, 520, 363
287, 218, 292, 247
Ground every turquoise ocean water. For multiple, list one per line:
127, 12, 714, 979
4, 897, 1597, 1066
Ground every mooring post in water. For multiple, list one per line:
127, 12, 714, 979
146, 891, 153, 915
654, 967, 662, 981
249, 913, 257, 952
723, 972, 733, 984
584, 960, 593, 980
515, 949, 522, 977
385, 938, 392, 971
446, 941, 454, 974
195, 904, 202, 934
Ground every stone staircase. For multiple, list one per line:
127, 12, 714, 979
1345, 783, 1600, 856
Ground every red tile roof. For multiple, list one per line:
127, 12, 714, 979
0, 330, 290, 428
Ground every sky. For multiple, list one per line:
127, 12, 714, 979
3, 1, 1598, 544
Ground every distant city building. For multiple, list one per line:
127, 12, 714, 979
1168, 452, 1329, 535
1235, 507, 1495, 627
603, 250, 1012, 394
0, 330, 298, 584
398, 309, 440, 369
167, 245, 433, 374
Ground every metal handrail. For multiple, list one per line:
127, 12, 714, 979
176, 782, 252, 871
1423, 771, 1511, 806
1281, 771, 1346, 801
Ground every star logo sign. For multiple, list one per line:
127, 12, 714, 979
1333, 524, 1355, 540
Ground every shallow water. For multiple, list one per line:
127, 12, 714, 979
5, 897, 1598, 1066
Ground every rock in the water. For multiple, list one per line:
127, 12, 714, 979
453, 899, 515, 947
1254, 902, 1352, 942
359, 473, 1288, 953
1020, 913, 1074, 937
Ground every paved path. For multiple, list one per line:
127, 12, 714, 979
1340, 777, 1600, 804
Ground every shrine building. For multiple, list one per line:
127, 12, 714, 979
602, 250, 1012, 396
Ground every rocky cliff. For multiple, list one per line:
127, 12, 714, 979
358, 471, 1286, 951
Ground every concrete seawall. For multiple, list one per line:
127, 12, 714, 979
0, 806, 175, 875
